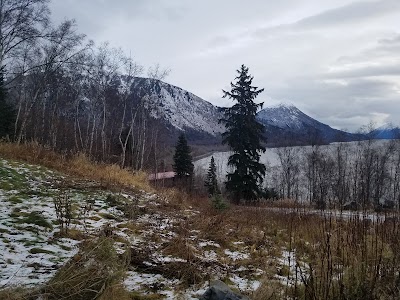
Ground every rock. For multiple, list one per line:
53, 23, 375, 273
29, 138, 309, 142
200, 280, 250, 300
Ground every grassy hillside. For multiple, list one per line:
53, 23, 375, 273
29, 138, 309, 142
1, 142, 399, 299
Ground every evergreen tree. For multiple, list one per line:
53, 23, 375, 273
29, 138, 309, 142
173, 133, 194, 179
219, 65, 266, 203
204, 156, 220, 196
0, 66, 15, 139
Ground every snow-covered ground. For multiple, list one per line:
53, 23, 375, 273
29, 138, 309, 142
0, 159, 80, 287
0, 157, 268, 298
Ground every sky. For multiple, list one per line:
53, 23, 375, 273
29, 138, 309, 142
49, 0, 400, 132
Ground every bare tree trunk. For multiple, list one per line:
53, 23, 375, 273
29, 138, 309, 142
89, 115, 96, 157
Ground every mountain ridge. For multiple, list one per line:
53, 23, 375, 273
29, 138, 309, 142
129, 77, 364, 145
126, 77, 224, 137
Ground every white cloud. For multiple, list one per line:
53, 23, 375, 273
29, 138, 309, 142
49, 0, 400, 131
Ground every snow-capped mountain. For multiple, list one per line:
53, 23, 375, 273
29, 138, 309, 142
371, 123, 400, 139
256, 104, 358, 144
257, 104, 311, 130
128, 77, 224, 136
122, 78, 363, 145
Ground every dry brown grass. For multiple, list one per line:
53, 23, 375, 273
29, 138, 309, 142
161, 235, 198, 261
0, 237, 132, 300
182, 201, 400, 299
42, 237, 129, 300
0, 142, 151, 192
0, 288, 33, 300
2, 141, 399, 299
262, 198, 309, 209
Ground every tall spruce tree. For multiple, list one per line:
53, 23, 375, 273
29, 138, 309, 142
173, 133, 194, 179
219, 65, 266, 203
204, 156, 220, 196
0, 66, 15, 139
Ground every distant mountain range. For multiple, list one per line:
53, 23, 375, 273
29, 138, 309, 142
125, 77, 393, 145
370, 124, 400, 140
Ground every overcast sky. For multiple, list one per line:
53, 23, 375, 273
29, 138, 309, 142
49, 0, 400, 132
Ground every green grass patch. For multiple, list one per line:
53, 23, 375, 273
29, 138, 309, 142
23, 239, 40, 247
59, 244, 73, 251
0, 227, 10, 234
105, 193, 127, 208
29, 248, 55, 255
2, 238, 10, 244
14, 225, 40, 234
9, 207, 27, 218
0, 166, 28, 190
18, 189, 54, 198
8, 195, 24, 204
15, 211, 53, 229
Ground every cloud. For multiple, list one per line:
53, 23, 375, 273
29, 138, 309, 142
201, 0, 400, 57
49, 0, 400, 131
325, 65, 400, 79
379, 34, 400, 45
268, 77, 400, 131
294, 0, 400, 28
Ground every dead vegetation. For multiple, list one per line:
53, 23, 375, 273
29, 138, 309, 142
0, 237, 131, 300
0, 142, 151, 192
1, 143, 400, 299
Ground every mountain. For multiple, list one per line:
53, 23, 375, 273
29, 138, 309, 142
128, 77, 224, 141
256, 104, 359, 145
123, 78, 362, 146
370, 124, 400, 139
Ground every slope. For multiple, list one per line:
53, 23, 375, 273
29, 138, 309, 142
256, 104, 358, 144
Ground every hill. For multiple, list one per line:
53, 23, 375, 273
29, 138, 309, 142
256, 104, 360, 145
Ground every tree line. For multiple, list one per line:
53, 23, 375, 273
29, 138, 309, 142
269, 138, 400, 210
0, 0, 168, 170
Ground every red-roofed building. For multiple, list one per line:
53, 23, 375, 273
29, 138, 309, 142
148, 171, 176, 187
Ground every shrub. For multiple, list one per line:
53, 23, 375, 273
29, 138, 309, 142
211, 194, 228, 210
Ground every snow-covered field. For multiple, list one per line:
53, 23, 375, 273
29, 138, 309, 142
0, 159, 80, 287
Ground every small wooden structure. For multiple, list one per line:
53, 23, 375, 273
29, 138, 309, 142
148, 171, 176, 188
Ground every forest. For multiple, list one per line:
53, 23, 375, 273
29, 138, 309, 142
0, 0, 170, 171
